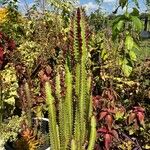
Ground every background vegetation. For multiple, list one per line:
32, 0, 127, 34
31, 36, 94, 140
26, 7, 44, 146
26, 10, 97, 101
0, 0, 150, 150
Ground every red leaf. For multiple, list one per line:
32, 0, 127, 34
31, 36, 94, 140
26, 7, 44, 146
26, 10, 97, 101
97, 127, 108, 133
111, 129, 119, 140
104, 133, 112, 150
0, 47, 4, 64
107, 108, 115, 114
99, 111, 108, 120
105, 115, 113, 130
134, 119, 139, 130
8, 39, 16, 51
128, 112, 136, 125
108, 90, 113, 101
45, 66, 52, 75
133, 106, 144, 112
93, 96, 100, 109
137, 112, 144, 126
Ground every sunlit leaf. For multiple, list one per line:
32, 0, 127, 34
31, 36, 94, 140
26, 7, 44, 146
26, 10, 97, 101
122, 59, 133, 77
125, 35, 134, 50
129, 129, 134, 135
116, 20, 124, 31
129, 50, 136, 61
101, 49, 108, 60
145, 144, 150, 149
115, 110, 124, 120
131, 16, 143, 31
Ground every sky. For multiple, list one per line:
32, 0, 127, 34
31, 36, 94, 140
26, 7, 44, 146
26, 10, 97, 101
81, 0, 148, 14
18, 0, 148, 14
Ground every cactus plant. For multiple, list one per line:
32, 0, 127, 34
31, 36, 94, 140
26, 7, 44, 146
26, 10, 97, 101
45, 8, 96, 150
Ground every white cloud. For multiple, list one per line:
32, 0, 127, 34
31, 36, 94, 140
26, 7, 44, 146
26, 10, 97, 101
82, 2, 99, 14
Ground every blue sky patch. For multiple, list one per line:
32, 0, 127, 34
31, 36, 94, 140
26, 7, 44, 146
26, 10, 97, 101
19, 0, 148, 14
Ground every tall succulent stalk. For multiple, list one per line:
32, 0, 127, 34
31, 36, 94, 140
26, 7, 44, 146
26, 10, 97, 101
45, 82, 60, 150
24, 83, 32, 127
45, 8, 97, 150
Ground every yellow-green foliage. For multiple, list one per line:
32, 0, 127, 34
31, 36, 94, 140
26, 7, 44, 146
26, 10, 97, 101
0, 8, 8, 23
0, 116, 23, 150
45, 8, 96, 150
1, 63, 18, 106
17, 41, 41, 75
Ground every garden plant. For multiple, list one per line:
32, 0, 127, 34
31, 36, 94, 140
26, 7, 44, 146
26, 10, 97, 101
0, 0, 150, 150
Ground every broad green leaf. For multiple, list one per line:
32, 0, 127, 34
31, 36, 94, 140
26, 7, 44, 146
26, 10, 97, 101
122, 59, 133, 77
116, 20, 124, 31
125, 35, 134, 50
131, 16, 143, 31
129, 50, 136, 61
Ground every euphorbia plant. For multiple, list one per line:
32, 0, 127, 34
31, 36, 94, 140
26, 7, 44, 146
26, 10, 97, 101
45, 8, 97, 150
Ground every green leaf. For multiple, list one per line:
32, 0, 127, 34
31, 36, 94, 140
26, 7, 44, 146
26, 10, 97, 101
132, 41, 140, 52
129, 129, 134, 135
131, 16, 142, 31
115, 111, 124, 120
125, 35, 134, 50
101, 49, 108, 60
122, 59, 133, 77
116, 20, 124, 31
129, 50, 136, 61
131, 8, 139, 16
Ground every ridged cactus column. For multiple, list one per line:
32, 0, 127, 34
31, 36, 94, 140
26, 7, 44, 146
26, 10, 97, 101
45, 8, 97, 150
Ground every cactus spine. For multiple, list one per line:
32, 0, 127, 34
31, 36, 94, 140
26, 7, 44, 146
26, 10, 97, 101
45, 8, 96, 150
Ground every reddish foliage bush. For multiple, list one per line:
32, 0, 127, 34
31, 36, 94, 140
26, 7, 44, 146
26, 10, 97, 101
0, 31, 16, 68
92, 87, 145, 150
